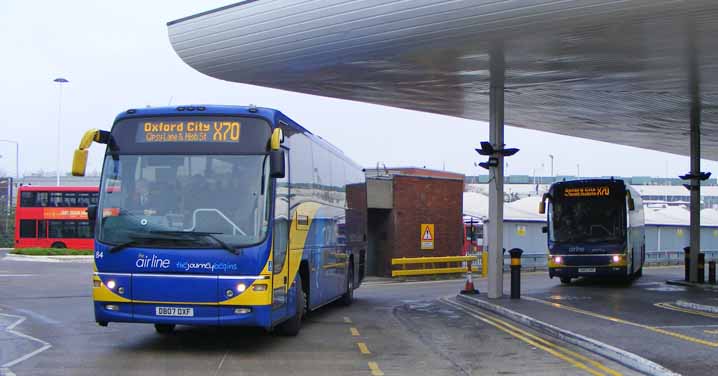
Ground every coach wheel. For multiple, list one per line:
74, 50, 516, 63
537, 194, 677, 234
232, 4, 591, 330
278, 275, 304, 336
634, 267, 643, 278
341, 262, 354, 306
51, 242, 67, 249
560, 277, 572, 284
154, 324, 175, 334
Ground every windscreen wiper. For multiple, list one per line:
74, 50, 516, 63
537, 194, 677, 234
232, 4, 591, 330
108, 233, 180, 253
150, 230, 239, 255
109, 240, 142, 253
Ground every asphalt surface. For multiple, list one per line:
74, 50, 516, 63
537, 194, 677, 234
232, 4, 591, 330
484, 267, 718, 376
0, 251, 638, 376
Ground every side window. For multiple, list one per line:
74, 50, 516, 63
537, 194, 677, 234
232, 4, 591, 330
78, 221, 92, 238
20, 191, 35, 207
38, 221, 47, 238
63, 192, 78, 207
19, 220, 37, 238
36, 192, 49, 207
48, 221, 63, 238
273, 153, 289, 273
49, 192, 63, 207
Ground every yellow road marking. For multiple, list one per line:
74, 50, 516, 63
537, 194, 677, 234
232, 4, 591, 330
343, 316, 352, 324
654, 302, 718, 319
442, 299, 618, 376
450, 300, 621, 376
368, 361, 384, 376
357, 342, 371, 354
528, 297, 718, 348
350, 327, 360, 336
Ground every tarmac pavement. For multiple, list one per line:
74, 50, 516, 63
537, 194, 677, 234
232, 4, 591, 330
0, 250, 639, 376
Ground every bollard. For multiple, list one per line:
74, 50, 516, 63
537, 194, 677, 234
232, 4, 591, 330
684, 246, 691, 282
698, 253, 705, 284
709, 261, 716, 285
509, 248, 523, 299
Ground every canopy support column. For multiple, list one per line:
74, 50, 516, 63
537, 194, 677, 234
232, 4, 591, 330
488, 46, 505, 299
688, 86, 701, 283
687, 30, 702, 283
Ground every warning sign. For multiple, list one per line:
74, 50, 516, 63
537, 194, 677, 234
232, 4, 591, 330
421, 224, 435, 250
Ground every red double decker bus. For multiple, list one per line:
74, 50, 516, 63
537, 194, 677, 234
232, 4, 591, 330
15, 186, 98, 250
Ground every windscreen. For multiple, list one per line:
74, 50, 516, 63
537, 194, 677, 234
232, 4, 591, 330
549, 184, 626, 245
97, 154, 270, 249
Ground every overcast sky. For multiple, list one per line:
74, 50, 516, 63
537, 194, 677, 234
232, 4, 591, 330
1, 1, 715, 179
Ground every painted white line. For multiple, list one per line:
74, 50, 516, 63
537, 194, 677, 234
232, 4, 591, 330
1, 367, 17, 376
13, 309, 60, 326
0, 312, 52, 369
655, 324, 718, 329
213, 351, 228, 376
675, 300, 718, 314
2, 254, 92, 263
0, 275, 34, 278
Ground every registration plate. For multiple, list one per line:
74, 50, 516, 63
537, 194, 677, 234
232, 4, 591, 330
155, 307, 194, 317
578, 268, 596, 273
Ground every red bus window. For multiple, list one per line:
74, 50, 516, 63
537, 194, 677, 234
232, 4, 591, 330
78, 221, 92, 238
38, 221, 47, 238
63, 192, 78, 207
49, 220, 75, 238
20, 191, 35, 207
19, 220, 37, 238
49, 192, 63, 207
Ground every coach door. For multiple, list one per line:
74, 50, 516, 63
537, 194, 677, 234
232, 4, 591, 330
272, 151, 290, 322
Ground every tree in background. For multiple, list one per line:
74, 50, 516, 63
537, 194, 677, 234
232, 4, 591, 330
0, 205, 14, 247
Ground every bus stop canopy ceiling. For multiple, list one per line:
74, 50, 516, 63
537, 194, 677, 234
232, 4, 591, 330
168, 0, 718, 159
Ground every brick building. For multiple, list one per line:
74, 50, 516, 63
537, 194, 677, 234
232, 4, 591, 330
365, 168, 464, 277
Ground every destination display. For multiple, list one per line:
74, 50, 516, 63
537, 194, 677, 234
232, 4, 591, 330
43, 207, 88, 220
563, 186, 611, 198
136, 119, 241, 143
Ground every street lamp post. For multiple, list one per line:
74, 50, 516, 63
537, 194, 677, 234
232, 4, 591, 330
548, 154, 554, 178
54, 78, 69, 187
0, 139, 19, 179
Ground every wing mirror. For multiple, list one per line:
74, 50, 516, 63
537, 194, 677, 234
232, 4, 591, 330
269, 128, 285, 179
72, 129, 111, 176
626, 191, 636, 211
538, 193, 551, 214
270, 149, 285, 179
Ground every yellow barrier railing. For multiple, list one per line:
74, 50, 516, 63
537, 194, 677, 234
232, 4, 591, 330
391, 256, 478, 277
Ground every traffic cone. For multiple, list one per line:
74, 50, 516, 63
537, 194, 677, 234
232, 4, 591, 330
460, 262, 479, 295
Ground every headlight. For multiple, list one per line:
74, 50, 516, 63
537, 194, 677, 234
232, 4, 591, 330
553, 256, 563, 264
236, 283, 247, 293
612, 255, 621, 263
106, 280, 116, 290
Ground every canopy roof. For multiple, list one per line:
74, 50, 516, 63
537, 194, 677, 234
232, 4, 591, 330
169, 0, 718, 158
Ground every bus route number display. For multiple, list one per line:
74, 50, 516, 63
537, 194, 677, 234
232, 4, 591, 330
563, 186, 610, 198
137, 120, 241, 143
